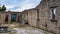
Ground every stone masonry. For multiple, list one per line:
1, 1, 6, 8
0, 11, 21, 24
19, 0, 60, 34
0, 0, 60, 34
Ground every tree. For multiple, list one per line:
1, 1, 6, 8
0, 7, 1, 11
1, 5, 6, 11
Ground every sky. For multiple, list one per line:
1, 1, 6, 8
0, 0, 41, 12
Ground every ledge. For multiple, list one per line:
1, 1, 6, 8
50, 19, 57, 22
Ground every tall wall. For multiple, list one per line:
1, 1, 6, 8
37, 0, 60, 34
27, 9, 37, 26
20, 9, 37, 26
38, 0, 57, 33
20, 0, 60, 34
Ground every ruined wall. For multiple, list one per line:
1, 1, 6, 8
20, 0, 60, 34
37, 0, 60, 34
0, 12, 21, 24
0, 12, 5, 24
20, 9, 37, 26
27, 9, 37, 26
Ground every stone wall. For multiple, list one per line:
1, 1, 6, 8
20, 9, 37, 26
27, 9, 37, 26
0, 12, 21, 24
20, 0, 60, 34
0, 0, 60, 34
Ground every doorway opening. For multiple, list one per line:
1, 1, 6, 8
5, 15, 8, 24
11, 14, 16, 23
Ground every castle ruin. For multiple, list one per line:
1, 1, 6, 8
0, 0, 60, 34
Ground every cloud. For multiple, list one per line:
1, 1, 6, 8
0, 0, 41, 12
5, 5, 16, 11
5, 5, 15, 9
13, 0, 41, 12
20, 4, 36, 11
11, 4, 34, 12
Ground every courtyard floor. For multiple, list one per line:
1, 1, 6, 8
0, 23, 55, 34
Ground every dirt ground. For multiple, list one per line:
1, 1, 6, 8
0, 23, 54, 34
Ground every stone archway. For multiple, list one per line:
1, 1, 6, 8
5, 15, 8, 24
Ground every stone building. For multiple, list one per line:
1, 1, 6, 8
0, 0, 60, 34
38, 0, 60, 34
0, 11, 21, 24
19, 0, 60, 34
20, 9, 37, 26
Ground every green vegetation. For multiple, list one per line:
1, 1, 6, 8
0, 5, 6, 11
0, 7, 2, 11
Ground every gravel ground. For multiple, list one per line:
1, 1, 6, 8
0, 24, 54, 34
12, 27, 54, 34
0, 27, 54, 34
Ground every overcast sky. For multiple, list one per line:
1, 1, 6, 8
0, 0, 41, 12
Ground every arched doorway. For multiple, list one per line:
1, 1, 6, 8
5, 15, 8, 24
